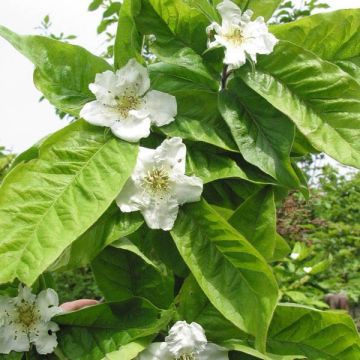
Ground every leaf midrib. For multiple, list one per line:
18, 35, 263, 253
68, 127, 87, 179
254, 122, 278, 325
248, 60, 360, 159
13, 137, 114, 283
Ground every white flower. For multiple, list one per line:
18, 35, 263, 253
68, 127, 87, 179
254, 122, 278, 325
137, 321, 228, 360
290, 252, 300, 260
206, 0, 278, 69
0, 285, 62, 355
116, 137, 203, 231
303, 267, 313, 274
80, 59, 177, 142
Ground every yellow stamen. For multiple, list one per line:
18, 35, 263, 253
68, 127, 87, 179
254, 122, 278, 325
142, 167, 170, 195
116, 94, 141, 118
15, 302, 40, 329
224, 28, 244, 45
177, 354, 196, 360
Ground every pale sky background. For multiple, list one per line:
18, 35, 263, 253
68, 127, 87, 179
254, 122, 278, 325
0, 0, 359, 162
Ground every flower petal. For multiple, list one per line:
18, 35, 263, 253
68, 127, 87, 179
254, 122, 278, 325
217, 0, 243, 28
116, 178, 145, 213
15, 285, 36, 305
0, 326, 17, 354
80, 101, 119, 127
166, 321, 207, 357
144, 90, 177, 127
116, 59, 150, 96
0, 324, 31, 353
141, 197, 179, 231
0, 296, 13, 325
116, 146, 157, 212
154, 137, 186, 174
224, 45, 247, 69
172, 174, 203, 205
137, 342, 172, 360
89, 70, 120, 106
31, 321, 59, 355
134, 147, 157, 177
243, 18, 278, 60
110, 115, 151, 142
198, 343, 229, 360
36, 289, 62, 322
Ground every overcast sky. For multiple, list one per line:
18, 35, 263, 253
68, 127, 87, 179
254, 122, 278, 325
0, 0, 359, 154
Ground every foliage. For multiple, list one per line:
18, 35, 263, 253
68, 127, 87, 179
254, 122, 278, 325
276, 167, 360, 310
52, 266, 102, 303
271, 0, 330, 23
88, 0, 122, 59
36, 14, 78, 121
0, 0, 360, 359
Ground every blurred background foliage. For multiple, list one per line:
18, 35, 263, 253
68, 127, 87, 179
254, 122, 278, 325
276, 162, 360, 329
0, 0, 358, 327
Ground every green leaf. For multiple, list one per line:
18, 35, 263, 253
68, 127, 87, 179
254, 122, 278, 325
212, 204, 234, 220
229, 187, 277, 261
177, 277, 300, 360
55, 299, 173, 360
103, 337, 153, 360
171, 199, 279, 352
0, 353, 22, 360
213, 0, 282, 21
240, 41, 360, 170
103, 2, 122, 17
203, 181, 242, 210
183, 0, 219, 22
149, 60, 218, 93
271, 9, 360, 81
89, 0, 103, 11
0, 25, 111, 116
129, 227, 189, 278
97, 19, 118, 34
272, 234, 291, 262
225, 340, 304, 359
0, 121, 138, 285
135, 0, 217, 84
49, 204, 143, 271
186, 146, 277, 185
267, 303, 360, 359
114, 0, 143, 69
219, 77, 300, 188
92, 246, 174, 309
136, 0, 209, 55
177, 275, 247, 343
112, 237, 159, 269
242, 0, 282, 21
149, 62, 237, 152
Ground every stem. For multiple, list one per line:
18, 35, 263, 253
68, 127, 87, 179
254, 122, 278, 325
25, 351, 31, 360
221, 65, 229, 90
40, 273, 47, 289
54, 347, 69, 360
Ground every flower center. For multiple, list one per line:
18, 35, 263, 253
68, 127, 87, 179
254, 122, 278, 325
224, 27, 244, 45
15, 301, 40, 329
116, 94, 141, 118
142, 167, 170, 196
176, 355, 196, 360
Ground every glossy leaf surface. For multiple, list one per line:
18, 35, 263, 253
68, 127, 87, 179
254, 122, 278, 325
0, 121, 137, 285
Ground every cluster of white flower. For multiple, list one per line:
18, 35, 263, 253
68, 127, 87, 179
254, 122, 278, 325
0, 1, 278, 357
80, 0, 277, 231
137, 321, 228, 360
207, 0, 278, 69
0, 285, 62, 355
